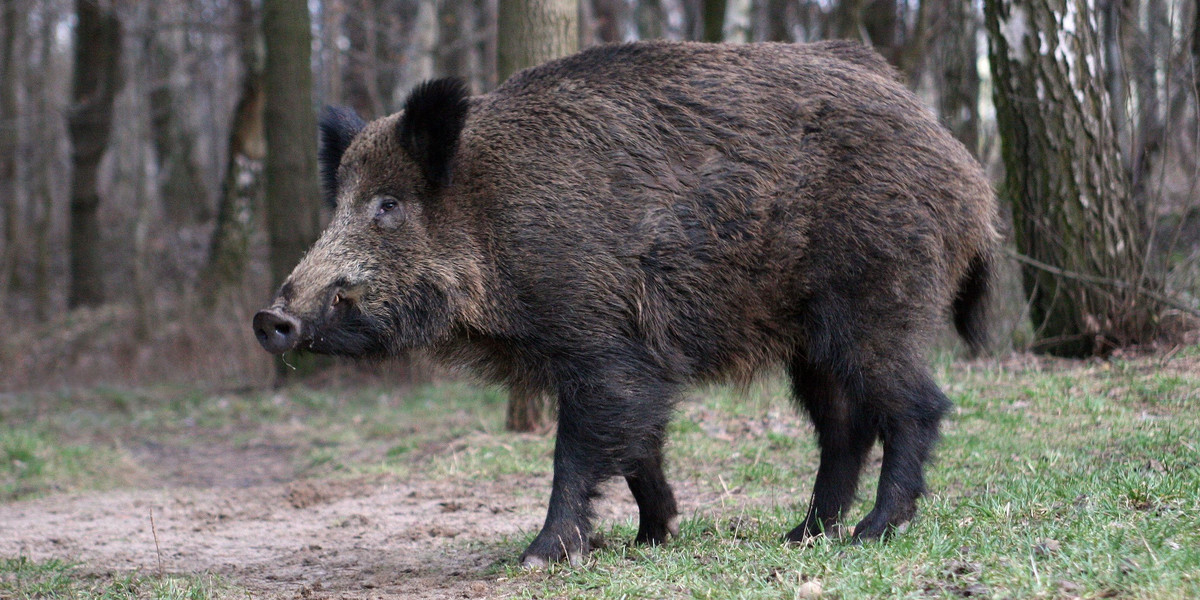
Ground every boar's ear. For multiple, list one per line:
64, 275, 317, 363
319, 106, 366, 209
397, 78, 470, 189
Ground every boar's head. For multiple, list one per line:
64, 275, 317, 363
253, 78, 480, 358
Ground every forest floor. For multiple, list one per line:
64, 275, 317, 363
1, 349, 1199, 599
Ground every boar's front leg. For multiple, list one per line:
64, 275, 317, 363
520, 425, 597, 568
520, 372, 677, 567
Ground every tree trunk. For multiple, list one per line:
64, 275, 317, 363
318, 0, 346, 106
263, 0, 324, 378
1129, 0, 1166, 213
1099, 0, 1127, 141
702, 0, 726, 41
929, 0, 980, 154
262, 0, 321, 290
437, 0, 478, 82
147, 2, 206, 225
592, 0, 630, 43
497, 0, 578, 82
67, 0, 122, 309
832, 0, 903, 65
832, 0, 863, 40
0, 0, 21, 308
482, 0, 498, 90
199, 0, 265, 306
497, 0, 578, 429
1194, 0, 1200, 100
505, 387, 552, 433
985, 0, 1158, 356
402, 0, 438, 91
753, 0, 793, 42
31, 2, 57, 323
342, 1, 374, 117
634, 0, 665, 41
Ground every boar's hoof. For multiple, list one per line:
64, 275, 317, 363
634, 515, 680, 546
852, 507, 913, 542
519, 531, 588, 568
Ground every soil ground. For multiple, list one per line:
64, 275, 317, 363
0, 398, 726, 599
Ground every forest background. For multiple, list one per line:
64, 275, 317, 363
1, 0, 1198, 401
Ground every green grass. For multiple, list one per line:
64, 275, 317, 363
495, 355, 1200, 599
0, 425, 131, 501
0, 557, 229, 600
2, 351, 1198, 598
0, 379, 514, 497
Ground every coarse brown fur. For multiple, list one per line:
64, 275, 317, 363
254, 40, 1001, 566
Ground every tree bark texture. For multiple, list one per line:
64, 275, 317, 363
497, 0, 578, 82
67, 0, 122, 308
929, 0, 980, 154
592, 0, 631, 43
833, 0, 899, 64
1129, 0, 1166, 211
505, 387, 553, 433
262, 0, 321, 290
343, 0, 385, 117
702, 0, 726, 41
200, 0, 265, 305
1194, 0, 1200, 99
985, 0, 1157, 356
147, 2, 206, 225
1, 0, 21, 305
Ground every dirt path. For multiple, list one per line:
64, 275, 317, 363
0, 475, 563, 599
0, 436, 707, 599
0, 383, 796, 599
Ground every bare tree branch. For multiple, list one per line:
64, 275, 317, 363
1005, 249, 1200, 319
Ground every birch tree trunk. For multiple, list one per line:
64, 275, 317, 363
985, 0, 1159, 356
200, 0, 264, 306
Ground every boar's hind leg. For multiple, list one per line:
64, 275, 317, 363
786, 357, 879, 542
852, 368, 951, 540
625, 427, 679, 546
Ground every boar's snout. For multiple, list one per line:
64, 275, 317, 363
253, 308, 303, 354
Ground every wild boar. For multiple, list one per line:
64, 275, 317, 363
253, 40, 1000, 566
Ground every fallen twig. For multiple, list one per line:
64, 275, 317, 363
150, 507, 163, 577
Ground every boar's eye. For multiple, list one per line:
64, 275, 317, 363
372, 195, 407, 229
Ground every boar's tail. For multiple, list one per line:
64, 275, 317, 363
953, 252, 993, 356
